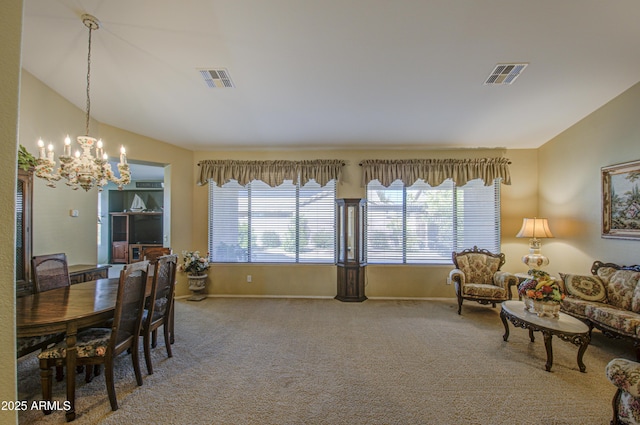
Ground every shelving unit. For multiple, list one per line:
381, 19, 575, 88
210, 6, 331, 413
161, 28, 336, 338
109, 212, 163, 263
108, 189, 164, 264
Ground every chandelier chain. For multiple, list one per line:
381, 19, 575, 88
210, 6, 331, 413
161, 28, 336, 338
85, 22, 92, 136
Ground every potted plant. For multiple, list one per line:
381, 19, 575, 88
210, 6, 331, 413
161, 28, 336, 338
179, 251, 210, 301
18, 145, 38, 171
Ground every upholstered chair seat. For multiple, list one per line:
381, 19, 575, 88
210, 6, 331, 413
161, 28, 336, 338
38, 328, 111, 360
17, 334, 65, 358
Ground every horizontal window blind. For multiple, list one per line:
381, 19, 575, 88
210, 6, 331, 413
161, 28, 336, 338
366, 178, 500, 264
209, 179, 335, 263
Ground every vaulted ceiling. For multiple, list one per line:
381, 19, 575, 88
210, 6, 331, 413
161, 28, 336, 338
21, 0, 640, 151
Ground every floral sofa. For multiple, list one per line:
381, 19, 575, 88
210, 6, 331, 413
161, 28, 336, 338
606, 357, 640, 425
559, 261, 640, 360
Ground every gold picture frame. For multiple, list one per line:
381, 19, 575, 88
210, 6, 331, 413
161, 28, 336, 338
602, 159, 640, 239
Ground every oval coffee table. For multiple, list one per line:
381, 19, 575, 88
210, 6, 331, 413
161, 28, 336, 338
500, 300, 591, 372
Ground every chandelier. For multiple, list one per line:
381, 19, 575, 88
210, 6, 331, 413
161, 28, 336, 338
35, 14, 131, 192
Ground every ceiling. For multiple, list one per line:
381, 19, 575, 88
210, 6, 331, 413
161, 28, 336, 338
21, 0, 640, 152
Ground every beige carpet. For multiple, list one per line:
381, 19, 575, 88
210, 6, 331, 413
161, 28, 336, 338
17, 297, 630, 424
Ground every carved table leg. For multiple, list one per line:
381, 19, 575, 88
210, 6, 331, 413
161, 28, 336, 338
500, 309, 510, 341
576, 334, 590, 373
65, 323, 78, 422
529, 329, 535, 342
542, 331, 554, 372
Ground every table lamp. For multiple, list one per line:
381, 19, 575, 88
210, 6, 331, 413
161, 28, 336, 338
516, 217, 554, 269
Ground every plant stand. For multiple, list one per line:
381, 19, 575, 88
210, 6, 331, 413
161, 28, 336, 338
187, 274, 208, 301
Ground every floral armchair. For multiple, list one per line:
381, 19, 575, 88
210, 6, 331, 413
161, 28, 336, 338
606, 358, 640, 425
448, 246, 517, 315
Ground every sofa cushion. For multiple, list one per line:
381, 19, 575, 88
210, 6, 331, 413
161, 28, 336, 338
560, 297, 593, 319
559, 273, 607, 302
632, 281, 640, 314
597, 269, 640, 311
597, 266, 619, 285
586, 305, 640, 337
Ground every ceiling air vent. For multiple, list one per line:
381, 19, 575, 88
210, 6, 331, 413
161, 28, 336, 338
483, 63, 528, 85
199, 68, 235, 88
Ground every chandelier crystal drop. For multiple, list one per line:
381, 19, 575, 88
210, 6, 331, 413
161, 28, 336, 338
35, 14, 131, 192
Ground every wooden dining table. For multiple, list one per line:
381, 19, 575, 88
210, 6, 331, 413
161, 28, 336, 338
16, 276, 153, 422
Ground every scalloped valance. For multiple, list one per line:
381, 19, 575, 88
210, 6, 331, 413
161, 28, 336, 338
197, 159, 345, 187
360, 157, 511, 187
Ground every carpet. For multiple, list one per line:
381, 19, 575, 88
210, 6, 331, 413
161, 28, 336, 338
17, 297, 629, 424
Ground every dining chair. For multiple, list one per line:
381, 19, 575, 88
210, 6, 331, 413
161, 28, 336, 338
31, 253, 71, 293
38, 260, 150, 413
142, 246, 172, 264
16, 254, 71, 380
140, 254, 177, 374
141, 248, 175, 342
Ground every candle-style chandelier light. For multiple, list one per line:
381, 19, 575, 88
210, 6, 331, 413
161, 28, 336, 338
35, 14, 131, 192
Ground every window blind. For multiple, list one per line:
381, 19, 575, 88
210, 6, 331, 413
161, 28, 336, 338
208, 179, 336, 263
366, 178, 500, 264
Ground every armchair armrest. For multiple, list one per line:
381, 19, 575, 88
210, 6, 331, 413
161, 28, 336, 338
493, 271, 517, 294
448, 269, 466, 287
606, 358, 640, 398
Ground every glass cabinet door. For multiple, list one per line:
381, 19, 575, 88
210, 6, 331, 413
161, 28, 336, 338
336, 198, 366, 265
337, 203, 345, 263
346, 205, 355, 261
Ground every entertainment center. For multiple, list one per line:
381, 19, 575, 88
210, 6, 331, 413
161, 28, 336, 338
109, 189, 164, 263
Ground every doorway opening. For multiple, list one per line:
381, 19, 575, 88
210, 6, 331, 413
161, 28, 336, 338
97, 160, 170, 265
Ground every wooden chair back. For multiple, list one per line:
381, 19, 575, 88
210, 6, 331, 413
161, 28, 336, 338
32, 253, 70, 293
112, 261, 149, 356
148, 254, 178, 326
141, 254, 177, 374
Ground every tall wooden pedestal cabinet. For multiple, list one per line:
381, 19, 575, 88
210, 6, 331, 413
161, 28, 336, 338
335, 198, 367, 302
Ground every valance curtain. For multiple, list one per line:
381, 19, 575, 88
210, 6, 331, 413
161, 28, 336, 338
360, 158, 511, 187
198, 159, 344, 187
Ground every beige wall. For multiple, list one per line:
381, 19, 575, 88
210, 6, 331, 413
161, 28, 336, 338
2, 2, 22, 423
538, 82, 640, 276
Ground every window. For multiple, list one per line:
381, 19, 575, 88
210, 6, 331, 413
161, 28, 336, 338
366, 178, 500, 264
209, 179, 336, 263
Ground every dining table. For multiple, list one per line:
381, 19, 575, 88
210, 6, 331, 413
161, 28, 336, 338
16, 276, 153, 422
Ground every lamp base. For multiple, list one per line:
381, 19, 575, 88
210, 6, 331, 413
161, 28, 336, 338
522, 253, 549, 269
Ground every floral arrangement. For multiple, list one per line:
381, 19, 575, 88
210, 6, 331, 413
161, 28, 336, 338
518, 269, 565, 303
179, 250, 210, 276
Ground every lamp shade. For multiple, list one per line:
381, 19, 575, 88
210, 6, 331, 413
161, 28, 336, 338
516, 218, 554, 239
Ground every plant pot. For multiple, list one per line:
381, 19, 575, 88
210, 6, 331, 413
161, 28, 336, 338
523, 297, 535, 313
187, 274, 207, 301
531, 299, 560, 318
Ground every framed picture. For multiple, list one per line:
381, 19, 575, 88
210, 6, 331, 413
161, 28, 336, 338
602, 159, 640, 239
